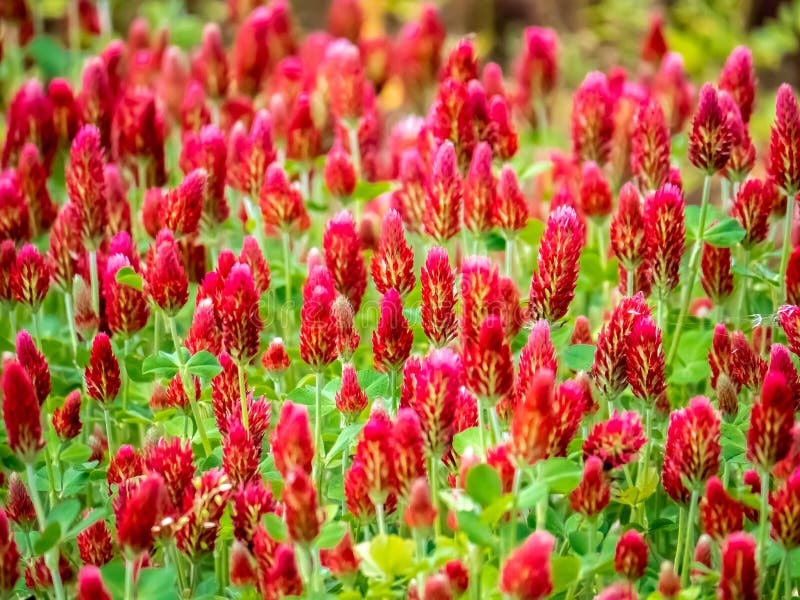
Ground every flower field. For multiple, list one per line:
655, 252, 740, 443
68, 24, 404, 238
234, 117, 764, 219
1, 1, 800, 599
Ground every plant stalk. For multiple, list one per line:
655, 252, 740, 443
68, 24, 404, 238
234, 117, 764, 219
758, 470, 771, 581
25, 463, 65, 600
89, 250, 100, 318
63, 291, 79, 361
314, 371, 325, 496
779, 191, 795, 303
681, 489, 699, 586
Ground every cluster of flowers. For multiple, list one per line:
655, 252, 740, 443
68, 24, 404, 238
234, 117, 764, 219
3, 0, 800, 599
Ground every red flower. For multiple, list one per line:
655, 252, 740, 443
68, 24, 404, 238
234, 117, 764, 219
373, 289, 413, 373
511, 369, 556, 465
349, 408, 397, 507
6, 473, 36, 530
464, 314, 514, 402
513, 26, 558, 119
771, 466, 800, 548
283, 466, 322, 544
116, 473, 171, 556
701, 239, 734, 305
231, 7, 271, 95
229, 540, 257, 587
76, 566, 111, 600
144, 230, 189, 315
324, 142, 357, 197
104, 254, 150, 336
421, 246, 458, 347
66, 124, 107, 248
77, 58, 113, 147
548, 379, 588, 457
731, 178, 771, 249
160, 170, 206, 239
324, 210, 367, 311
488, 95, 518, 160
16, 143, 57, 235
0, 176, 30, 243
463, 142, 495, 235
768, 84, 800, 194
393, 149, 427, 234
107, 445, 144, 487
393, 408, 426, 498
579, 161, 613, 218
0, 509, 20, 593
747, 369, 795, 471
185, 298, 222, 356
262, 337, 291, 376
688, 84, 733, 174
85, 333, 120, 405
614, 530, 648, 580
176, 469, 232, 557
626, 315, 666, 402
778, 304, 800, 357
15, 329, 50, 405
286, 93, 321, 162
111, 88, 166, 186
145, 437, 196, 508
179, 124, 228, 228
336, 365, 368, 424
259, 163, 309, 233
271, 401, 314, 477
404, 477, 437, 529
571, 71, 614, 165
641, 15, 668, 63
643, 183, 685, 298
222, 417, 261, 485
2, 80, 56, 172
591, 293, 650, 399
320, 530, 359, 578
662, 397, 721, 502
228, 110, 276, 199
220, 263, 263, 365
493, 165, 528, 233
11, 244, 50, 310
77, 517, 114, 566
700, 476, 744, 541
299, 274, 338, 370
631, 97, 671, 191
52, 390, 82, 440
718, 533, 758, 600
2, 360, 43, 462
323, 39, 366, 122
424, 141, 462, 244
499, 530, 554, 600
192, 23, 229, 98
529, 206, 585, 322
570, 455, 611, 517
231, 479, 275, 544
371, 208, 416, 298
583, 411, 645, 470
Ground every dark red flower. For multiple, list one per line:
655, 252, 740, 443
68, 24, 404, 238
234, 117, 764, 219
104, 254, 150, 336
689, 84, 733, 174
768, 84, 800, 194
631, 97, 671, 191
499, 531, 554, 600
643, 183, 685, 298
421, 246, 458, 347
615, 530, 648, 580
66, 125, 107, 248
76, 517, 114, 566
324, 210, 367, 311
571, 71, 614, 165
371, 208, 416, 298
2, 360, 43, 462
424, 141, 462, 244
570, 455, 610, 517
116, 473, 171, 556
52, 390, 82, 440
718, 533, 758, 600
271, 401, 314, 477
373, 289, 413, 373
11, 244, 50, 310
583, 411, 645, 470
700, 476, 744, 541
336, 364, 368, 423
76, 565, 111, 600
747, 369, 795, 471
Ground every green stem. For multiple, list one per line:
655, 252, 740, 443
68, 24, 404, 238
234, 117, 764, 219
32, 309, 42, 349
44, 447, 57, 505
103, 408, 115, 455
347, 123, 361, 181
124, 557, 135, 600
281, 231, 293, 334
63, 291, 78, 361
674, 507, 686, 571
758, 470, 771, 579
780, 191, 795, 304
414, 529, 426, 594
633, 407, 653, 523
736, 249, 751, 325
153, 310, 161, 355
627, 267, 635, 297
25, 463, 65, 600
389, 368, 398, 415
681, 490, 699, 586
237, 362, 249, 430
476, 396, 487, 455
505, 236, 515, 279
667, 175, 711, 365
89, 250, 100, 318
773, 552, 787, 600
428, 454, 441, 539
168, 317, 212, 456
374, 500, 386, 537
785, 549, 792, 600
122, 338, 130, 410
314, 371, 325, 496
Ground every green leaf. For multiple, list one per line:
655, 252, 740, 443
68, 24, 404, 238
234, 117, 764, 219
115, 266, 143, 291
352, 180, 392, 202
517, 219, 546, 248
519, 161, 553, 181
551, 556, 581, 593
137, 566, 180, 600
539, 458, 582, 494
185, 350, 222, 379
616, 467, 659, 507
453, 427, 482, 456
46, 499, 81, 533
561, 344, 595, 372
142, 352, 180, 378
325, 423, 363, 466
484, 231, 506, 252
517, 481, 547, 510
704, 218, 746, 247
67, 508, 106, 539
263, 513, 287, 543
34, 522, 61, 554
456, 511, 495, 547
356, 534, 415, 579
668, 360, 710, 385
59, 442, 92, 465
25, 35, 72, 79
465, 464, 502, 508
314, 521, 347, 549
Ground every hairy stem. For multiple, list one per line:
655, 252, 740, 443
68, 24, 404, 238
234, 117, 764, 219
779, 191, 795, 304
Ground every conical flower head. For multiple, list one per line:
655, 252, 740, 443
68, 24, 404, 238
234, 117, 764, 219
192, 23, 229, 97
778, 304, 800, 358
373, 289, 413, 373
175, 468, 233, 557
324, 210, 367, 311
771, 466, 800, 548
76, 565, 112, 600
17, 143, 57, 236
144, 229, 189, 315
283, 466, 322, 544
332, 295, 360, 362
769, 84, 800, 194
0, 176, 30, 243
499, 531, 554, 600
85, 333, 120, 405
511, 369, 556, 465
569, 455, 610, 517
262, 337, 291, 375
464, 314, 514, 402
392, 408, 426, 498
614, 530, 648, 581
393, 149, 427, 234
513, 26, 558, 116
145, 437, 196, 509
494, 165, 528, 232
11, 244, 50, 310
424, 141, 462, 244
271, 401, 314, 477
610, 183, 646, 270
300, 275, 338, 370
731, 178, 771, 249
701, 239, 734, 305
571, 71, 614, 165
719, 47, 756, 123
662, 396, 721, 502
324, 142, 356, 197
220, 263, 263, 365
689, 84, 733, 174
583, 411, 645, 470
351, 407, 397, 503
222, 417, 260, 485
643, 183, 685, 298
409, 348, 464, 459
718, 533, 758, 600
66, 124, 107, 247
52, 390, 82, 440
286, 93, 321, 162
0, 508, 20, 592
371, 208, 416, 298
461, 255, 501, 344
259, 163, 309, 232
421, 246, 458, 347
15, 329, 50, 405
104, 254, 150, 336
579, 161, 612, 218
626, 315, 666, 402
322, 38, 366, 121
76, 516, 114, 565
2, 360, 43, 463
746, 369, 795, 471
336, 364, 368, 423
631, 97, 671, 191
179, 124, 228, 227
116, 473, 171, 556
463, 142, 496, 235
529, 206, 585, 322
515, 320, 558, 406
160, 169, 206, 238
700, 476, 744, 541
